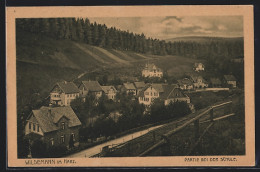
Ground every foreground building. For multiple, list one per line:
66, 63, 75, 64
49, 81, 80, 106
142, 63, 163, 78
25, 106, 82, 148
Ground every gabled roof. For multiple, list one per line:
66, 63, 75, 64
210, 78, 222, 85
144, 63, 162, 72
189, 75, 206, 83
134, 81, 146, 89
81, 81, 103, 92
30, 106, 81, 133
123, 83, 136, 90
177, 78, 193, 85
138, 84, 178, 98
224, 75, 236, 81
54, 81, 79, 94
101, 86, 117, 94
160, 85, 183, 100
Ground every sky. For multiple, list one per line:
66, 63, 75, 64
89, 16, 243, 40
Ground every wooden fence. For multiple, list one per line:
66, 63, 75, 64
138, 100, 233, 157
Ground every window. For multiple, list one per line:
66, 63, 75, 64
61, 122, 65, 130
37, 125, 39, 132
67, 94, 69, 98
29, 123, 31, 130
50, 138, 54, 146
151, 92, 152, 96
61, 135, 65, 143
71, 133, 75, 141
33, 124, 35, 131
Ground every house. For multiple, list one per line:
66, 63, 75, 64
138, 84, 190, 106
210, 78, 222, 88
101, 86, 117, 100
177, 78, 194, 90
134, 81, 146, 95
121, 82, 137, 95
224, 75, 237, 88
194, 63, 205, 72
25, 106, 82, 148
189, 75, 208, 88
142, 63, 163, 78
50, 81, 80, 106
78, 81, 103, 99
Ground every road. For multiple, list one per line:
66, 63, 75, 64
65, 124, 163, 158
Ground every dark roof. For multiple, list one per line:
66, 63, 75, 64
115, 85, 123, 91
55, 82, 79, 94
189, 75, 207, 83
224, 75, 236, 81
138, 84, 183, 99
81, 81, 103, 92
101, 86, 117, 94
123, 83, 136, 90
210, 78, 222, 85
134, 81, 146, 89
160, 85, 184, 100
30, 106, 81, 133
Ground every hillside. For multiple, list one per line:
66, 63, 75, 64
165, 36, 244, 43
17, 31, 206, 113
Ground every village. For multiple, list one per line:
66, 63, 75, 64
24, 61, 238, 157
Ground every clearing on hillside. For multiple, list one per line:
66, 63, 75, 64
92, 46, 131, 65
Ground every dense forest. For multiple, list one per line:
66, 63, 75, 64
16, 18, 243, 58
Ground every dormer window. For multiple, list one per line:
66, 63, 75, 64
61, 122, 65, 130
33, 124, 35, 131
29, 123, 31, 130
37, 125, 39, 132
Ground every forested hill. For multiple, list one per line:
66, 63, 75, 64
16, 18, 244, 59
165, 36, 243, 43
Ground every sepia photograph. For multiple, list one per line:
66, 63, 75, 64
6, 6, 255, 167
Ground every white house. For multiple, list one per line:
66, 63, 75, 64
142, 63, 163, 78
138, 84, 190, 106
190, 75, 208, 89
194, 63, 205, 72
49, 81, 80, 106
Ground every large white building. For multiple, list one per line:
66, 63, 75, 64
49, 81, 80, 106
138, 84, 190, 106
142, 63, 163, 78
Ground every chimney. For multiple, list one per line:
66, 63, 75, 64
64, 81, 67, 84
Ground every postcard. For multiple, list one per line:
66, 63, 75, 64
6, 5, 255, 167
